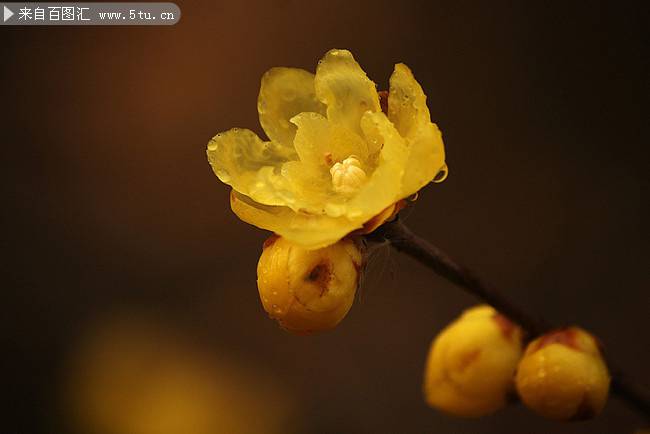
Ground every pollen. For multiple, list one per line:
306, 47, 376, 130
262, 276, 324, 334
329, 156, 367, 194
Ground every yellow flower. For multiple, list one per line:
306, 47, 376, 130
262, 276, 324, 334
207, 49, 446, 249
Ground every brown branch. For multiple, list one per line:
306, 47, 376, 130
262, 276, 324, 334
368, 217, 650, 420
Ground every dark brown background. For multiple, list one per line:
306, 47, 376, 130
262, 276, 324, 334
2, 1, 648, 433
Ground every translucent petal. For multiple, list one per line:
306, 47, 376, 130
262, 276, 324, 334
208, 51, 448, 250
343, 111, 409, 219
314, 49, 381, 135
258, 67, 326, 147
230, 191, 361, 250
388, 63, 447, 195
207, 128, 295, 207
280, 161, 330, 211
401, 122, 446, 195
291, 112, 369, 170
388, 63, 430, 138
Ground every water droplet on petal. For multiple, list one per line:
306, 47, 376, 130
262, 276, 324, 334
433, 164, 448, 183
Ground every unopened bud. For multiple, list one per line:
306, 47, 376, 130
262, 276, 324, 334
423, 305, 524, 417
515, 326, 610, 421
257, 236, 362, 334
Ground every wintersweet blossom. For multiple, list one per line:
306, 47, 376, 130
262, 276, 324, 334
207, 49, 446, 249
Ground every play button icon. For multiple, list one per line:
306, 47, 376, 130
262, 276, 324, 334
4, 5, 14, 22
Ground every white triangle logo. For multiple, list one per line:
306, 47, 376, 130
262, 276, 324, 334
4, 5, 14, 22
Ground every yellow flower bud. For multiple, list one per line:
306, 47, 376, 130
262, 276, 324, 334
423, 305, 524, 417
515, 327, 610, 421
257, 236, 362, 334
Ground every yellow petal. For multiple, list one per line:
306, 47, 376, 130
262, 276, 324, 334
344, 111, 408, 219
207, 128, 295, 207
314, 49, 380, 135
402, 122, 446, 195
291, 112, 369, 169
289, 111, 405, 220
388, 63, 447, 195
388, 63, 430, 138
280, 161, 330, 210
258, 67, 326, 147
230, 191, 361, 250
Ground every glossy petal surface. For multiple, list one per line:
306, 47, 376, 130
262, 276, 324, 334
208, 49, 448, 248
258, 67, 326, 146
389, 63, 446, 195
314, 49, 381, 135
230, 191, 360, 250
207, 129, 295, 207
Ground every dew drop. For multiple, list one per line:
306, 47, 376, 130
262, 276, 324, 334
433, 164, 448, 183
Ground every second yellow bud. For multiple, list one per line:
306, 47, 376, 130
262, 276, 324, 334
515, 327, 610, 420
423, 305, 524, 417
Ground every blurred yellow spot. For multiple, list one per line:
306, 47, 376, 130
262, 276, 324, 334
62, 316, 296, 434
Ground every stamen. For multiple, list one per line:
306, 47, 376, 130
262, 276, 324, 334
330, 156, 367, 194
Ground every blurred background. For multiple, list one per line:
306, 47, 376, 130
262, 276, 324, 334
2, 1, 647, 433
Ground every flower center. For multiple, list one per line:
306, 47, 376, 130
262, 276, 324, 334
329, 156, 367, 195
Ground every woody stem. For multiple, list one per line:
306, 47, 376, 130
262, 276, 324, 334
368, 216, 650, 420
